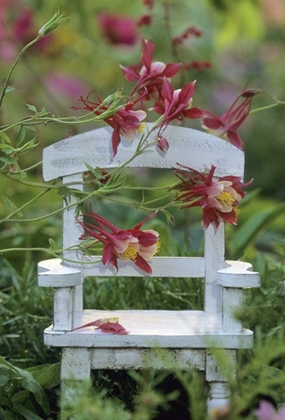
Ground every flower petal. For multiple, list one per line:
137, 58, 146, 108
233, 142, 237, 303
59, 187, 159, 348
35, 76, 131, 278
99, 322, 129, 334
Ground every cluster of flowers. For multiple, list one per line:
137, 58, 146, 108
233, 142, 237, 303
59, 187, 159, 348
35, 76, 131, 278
79, 164, 249, 273
75, 38, 256, 273
73, 38, 259, 156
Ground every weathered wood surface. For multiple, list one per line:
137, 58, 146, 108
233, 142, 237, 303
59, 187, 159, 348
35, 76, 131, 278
43, 123, 244, 181
43, 309, 253, 349
38, 258, 81, 287
90, 348, 206, 370
217, 261, 261, 288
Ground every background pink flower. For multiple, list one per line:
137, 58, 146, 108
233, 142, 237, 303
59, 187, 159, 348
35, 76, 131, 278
97, 13, 139, 46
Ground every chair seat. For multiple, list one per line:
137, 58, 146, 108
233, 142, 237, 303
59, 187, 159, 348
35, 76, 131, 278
44, 309, 253, 349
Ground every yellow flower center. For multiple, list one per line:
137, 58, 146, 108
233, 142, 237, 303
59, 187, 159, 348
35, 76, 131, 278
155, 241, 161, 255
217, 191, 235, 206
121, 244, 138, 260
137, 123, 146, 134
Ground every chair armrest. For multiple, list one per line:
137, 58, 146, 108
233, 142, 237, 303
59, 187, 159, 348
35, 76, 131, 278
217, 261, 260, 332
217, 261, 260, 289
38, 258, 81, 287
38, 258, 82, 331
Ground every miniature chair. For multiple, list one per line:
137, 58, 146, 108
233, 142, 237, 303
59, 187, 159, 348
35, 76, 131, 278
38, 124, 260, 412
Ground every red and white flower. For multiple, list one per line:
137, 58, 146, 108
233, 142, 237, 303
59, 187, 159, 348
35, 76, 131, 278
174, 164, 251, 228
199, 88, 260, 150
78, 210, 160, 274
120, 39, 181, 98
72, 93, 146, 157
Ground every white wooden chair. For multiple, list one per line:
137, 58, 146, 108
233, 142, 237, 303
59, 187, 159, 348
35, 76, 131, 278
38, 124, 260, 412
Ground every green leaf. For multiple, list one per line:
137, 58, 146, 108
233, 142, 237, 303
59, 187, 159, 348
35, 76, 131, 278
0, 157, 17, 165
0, 406, 17, 420
85, 163, 101, 178
0, 356, 49, 415
28, 363, 60, 388
0, 356, 19, 373
48, 238, 57, 250
0, 376, 9, 386
10, 390, 29, 405
2, 196, 21, 217
230, 203, 285, 258
57, 186, 70, 199
13, 405, 43, 420
0, 132, 11, 144
25, 103, 38, 113
21, 377, 49, 415
5, 86, 15, 93
0, 144, 15, 154
17, 126, 26, 146
25, 125, 36, 132
263, 365, 285, 388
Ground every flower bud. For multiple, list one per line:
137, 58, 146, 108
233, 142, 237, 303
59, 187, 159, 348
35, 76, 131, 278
157, 136, 169, 153
38, 8, 69, 38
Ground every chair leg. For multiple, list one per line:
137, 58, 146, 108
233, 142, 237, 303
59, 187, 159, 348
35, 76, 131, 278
61, 348, 91, 402
206, 350, 236, 416
207, 382, 230, 416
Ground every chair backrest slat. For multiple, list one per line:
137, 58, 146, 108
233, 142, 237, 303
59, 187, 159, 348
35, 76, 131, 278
81, 256, 205, 278
43, 124, 244, 181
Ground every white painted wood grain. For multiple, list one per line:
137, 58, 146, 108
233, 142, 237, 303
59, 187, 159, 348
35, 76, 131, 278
42, 124, 244, 181
217, 261, 260, 288
38, 258, 81, 287
91, 348, 205, 370
81, 256, 205, 278
204, 223, 225, 314
206, 350, 236, 382
43, 309, 253, 349
222, 289, 243, 332
61, 348, 91, 380
53, 288, 74, 331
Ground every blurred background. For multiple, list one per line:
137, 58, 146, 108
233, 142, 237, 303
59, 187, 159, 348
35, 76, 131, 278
1, 2, 285, 418
1, 0, 285, 264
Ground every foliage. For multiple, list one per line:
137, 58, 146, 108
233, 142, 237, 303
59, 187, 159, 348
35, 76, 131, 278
0, 355, 60, 419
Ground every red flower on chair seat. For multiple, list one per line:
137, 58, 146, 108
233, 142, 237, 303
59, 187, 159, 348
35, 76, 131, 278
78, 210, 160, 274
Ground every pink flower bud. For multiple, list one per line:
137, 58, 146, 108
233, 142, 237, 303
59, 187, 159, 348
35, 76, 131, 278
157, 136, 169, 153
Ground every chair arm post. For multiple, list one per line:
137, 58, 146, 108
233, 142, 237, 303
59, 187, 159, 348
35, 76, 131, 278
38, 258, 82, 331
218, 261, 260, 333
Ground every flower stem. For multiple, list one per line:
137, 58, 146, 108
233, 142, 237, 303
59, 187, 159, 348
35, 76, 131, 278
0, 36, 41, 109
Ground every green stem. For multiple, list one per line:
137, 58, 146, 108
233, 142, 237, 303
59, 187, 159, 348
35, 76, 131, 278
1, 188, 50, 224
0, 246, 104, 265
250, 102, 285, 114
12, 161, 42, 174
0, 36, 41, 109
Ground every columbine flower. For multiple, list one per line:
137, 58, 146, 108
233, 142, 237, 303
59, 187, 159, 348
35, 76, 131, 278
199, 88, 260, 150
173, 164, 251, 228
72, 93, 146, 157
97, 13, 138, 46
152, 78, 202, 125
254, 400, 285, 420
120, 39, 181, 98
78, 210, 160, 274
151, 78, 204, 146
